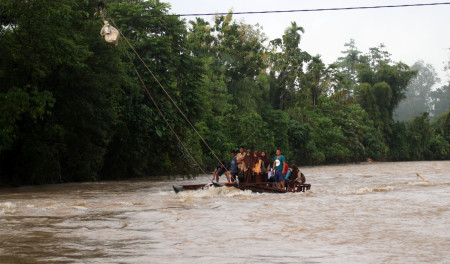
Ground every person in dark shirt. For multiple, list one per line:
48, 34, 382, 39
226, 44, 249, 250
260, 151, 270, 182
287, 164, 306, 191
230, 150, 238, 182
243, 149, 254, 183
213, 160, 231, 183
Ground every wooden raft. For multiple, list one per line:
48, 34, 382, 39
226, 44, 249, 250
173, 182, 311, 193
237, 183, 311, 193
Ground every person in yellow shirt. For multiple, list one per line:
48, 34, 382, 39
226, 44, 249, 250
252, 150, 264, 183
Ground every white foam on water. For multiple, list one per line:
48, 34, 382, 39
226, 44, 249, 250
371, 186, 395, 192
39, 201, 59, 208
403, 181, 450, 188
0, 202, 17, 214
158, 191, 174, 196
0, 202, 16, 209
112, 201, 134, 206
341, 186, 394, 195
296, 189, 316, 197
70, 206, 88, 210
177, 186, 252, 199
406, 181, 430, 185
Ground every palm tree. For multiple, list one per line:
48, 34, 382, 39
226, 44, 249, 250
282, 21, 304, 51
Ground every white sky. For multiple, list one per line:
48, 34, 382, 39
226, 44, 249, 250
166, 0, 450, 87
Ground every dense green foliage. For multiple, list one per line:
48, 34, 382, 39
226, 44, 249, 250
394, 61, 449, 121
1, 1, 448, 186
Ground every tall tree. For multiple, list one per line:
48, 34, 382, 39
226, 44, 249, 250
394, 61, 440, 121
303, 55, 340, 106
430, 84, 450, 117
336, 39, 363, 88
269, 21, 311, 109
0, 1, 123, 184
356, 45, 416, 121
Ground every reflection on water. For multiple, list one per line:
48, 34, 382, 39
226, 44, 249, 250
1, 161, 449, 263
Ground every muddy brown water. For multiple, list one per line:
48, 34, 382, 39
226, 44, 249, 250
1, 161, 449, 263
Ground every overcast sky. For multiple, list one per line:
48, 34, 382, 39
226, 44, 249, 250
166, 0, 450, 87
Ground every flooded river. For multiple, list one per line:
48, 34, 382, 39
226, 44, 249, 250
1, 161, 449, 263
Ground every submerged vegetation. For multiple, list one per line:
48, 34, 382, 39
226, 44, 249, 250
0, 1, 449, 186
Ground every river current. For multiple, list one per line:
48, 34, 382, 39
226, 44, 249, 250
1, 161, 449, 263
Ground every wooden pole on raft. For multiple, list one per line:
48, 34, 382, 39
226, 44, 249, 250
416, 173, 428, 182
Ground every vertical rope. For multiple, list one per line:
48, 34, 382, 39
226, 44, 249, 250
105, 11, 236, 182
120, 40, 209, 178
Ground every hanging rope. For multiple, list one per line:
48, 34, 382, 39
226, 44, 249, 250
99, 7, 211, 180
103, 8, 236, 182
106, 14, 228, 165
120, 41, 210, 177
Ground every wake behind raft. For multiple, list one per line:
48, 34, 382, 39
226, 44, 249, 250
173, 182, 311, 194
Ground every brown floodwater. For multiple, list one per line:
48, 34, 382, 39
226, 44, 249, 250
1, 161, 449, 263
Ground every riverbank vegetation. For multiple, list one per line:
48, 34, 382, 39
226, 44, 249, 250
1, 1, 449, 186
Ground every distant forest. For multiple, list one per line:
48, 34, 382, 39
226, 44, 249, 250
1, 1, 449, 186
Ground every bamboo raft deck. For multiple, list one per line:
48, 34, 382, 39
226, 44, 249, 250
173, 182, 311, 194
237, 183, 311, 193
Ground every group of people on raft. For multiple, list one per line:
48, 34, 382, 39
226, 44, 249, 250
213, 147, 306, 191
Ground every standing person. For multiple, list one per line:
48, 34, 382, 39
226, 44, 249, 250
260, 151, 270, 183
272, 148, 286, 190
213, 161, 230, 183
243, 149, 254, 184
252, 150, 264, 183
236, 146, 246, 182
230, 150, 239, 183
